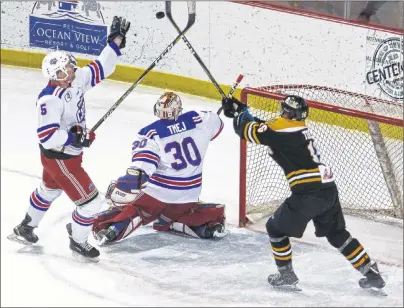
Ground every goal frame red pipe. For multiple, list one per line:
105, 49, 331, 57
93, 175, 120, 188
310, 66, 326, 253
238, 85, 403, 227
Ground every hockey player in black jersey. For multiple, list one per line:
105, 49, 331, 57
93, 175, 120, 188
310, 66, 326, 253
222, 95, 386, 292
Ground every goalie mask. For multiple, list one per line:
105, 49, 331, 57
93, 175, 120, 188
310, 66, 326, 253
41, 51, 77, 81
280, 95, 309, 121
154, 92, 183, 120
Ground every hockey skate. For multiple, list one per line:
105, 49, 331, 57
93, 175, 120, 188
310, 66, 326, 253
95, 226, 118, 246
210, 223, 229, 239
268, 263, 301, 291
192, 222, 229, 240
359, 262, 387, 296
66, 223, 100, 262
7, 214, 39, 245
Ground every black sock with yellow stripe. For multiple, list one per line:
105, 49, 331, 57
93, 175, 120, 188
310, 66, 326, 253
270, 236, 292, 268
339, 236, 371, 275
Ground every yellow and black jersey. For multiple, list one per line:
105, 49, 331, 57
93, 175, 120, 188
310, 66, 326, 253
234, 115, 336, 193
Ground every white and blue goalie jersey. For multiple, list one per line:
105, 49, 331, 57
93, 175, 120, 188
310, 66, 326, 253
131, 110, 224, 203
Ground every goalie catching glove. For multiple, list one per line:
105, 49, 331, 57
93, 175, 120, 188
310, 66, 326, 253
105, 168, 149, 207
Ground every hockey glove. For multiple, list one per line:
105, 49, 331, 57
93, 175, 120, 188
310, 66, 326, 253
68, 125, 95, 148
222, 97, 247, 118
107, 16, 131, 49
107, 168, 149, 207
233, 108, 254, 132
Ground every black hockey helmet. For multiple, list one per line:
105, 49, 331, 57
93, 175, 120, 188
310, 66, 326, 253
280, 95, 309, 121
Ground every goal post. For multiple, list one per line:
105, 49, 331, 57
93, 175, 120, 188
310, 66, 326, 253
239, 85, 403, 227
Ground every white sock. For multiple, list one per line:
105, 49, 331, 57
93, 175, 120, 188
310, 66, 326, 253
71, 194, 103, 243
27, 183, 62, 227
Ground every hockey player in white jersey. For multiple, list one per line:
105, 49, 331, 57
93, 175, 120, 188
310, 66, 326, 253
92, 92, 227, 244
8, 16, 131, 261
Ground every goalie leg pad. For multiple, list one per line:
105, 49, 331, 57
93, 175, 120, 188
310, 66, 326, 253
152, 202, 198, 232
152, 214, 175, 232
171, 222, 202, 238
153, 202, 226, 230
93, 205, 138, 234
152, 218, 206, 239
153, 202, 226, 239
130, 192, 170, 225
177, 202, 226, 227
93, 192, 168, 242
112, 216, 143, 242
92, 205, 143, 243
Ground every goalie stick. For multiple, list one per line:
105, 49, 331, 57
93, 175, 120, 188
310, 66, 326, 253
90, 1, 196, 133
165, 1, 243, 115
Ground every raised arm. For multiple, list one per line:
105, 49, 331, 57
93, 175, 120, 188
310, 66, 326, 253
77, 16, 130, 92
221, 97, 269, 144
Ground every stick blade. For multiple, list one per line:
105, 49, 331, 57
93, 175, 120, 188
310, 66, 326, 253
187, 1, 196, 14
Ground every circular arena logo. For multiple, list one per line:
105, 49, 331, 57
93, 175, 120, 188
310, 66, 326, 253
366, 37, 403, 100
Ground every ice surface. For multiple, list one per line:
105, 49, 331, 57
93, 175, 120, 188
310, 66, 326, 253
1, 66, 402, 306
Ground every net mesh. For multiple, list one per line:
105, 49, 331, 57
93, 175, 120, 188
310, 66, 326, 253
241, 85, 403, 224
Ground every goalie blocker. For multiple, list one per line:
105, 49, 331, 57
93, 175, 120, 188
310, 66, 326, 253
92, 168, 226, 244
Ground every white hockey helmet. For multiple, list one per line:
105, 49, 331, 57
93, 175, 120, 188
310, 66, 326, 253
41, 51, 77, 81
154, 92, 183, 120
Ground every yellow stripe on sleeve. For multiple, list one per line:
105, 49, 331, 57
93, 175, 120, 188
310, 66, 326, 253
251, 123, 261, 144
243, 122, 252, 142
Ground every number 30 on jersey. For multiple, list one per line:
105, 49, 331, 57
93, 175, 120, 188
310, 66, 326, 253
165, 137, 202, 170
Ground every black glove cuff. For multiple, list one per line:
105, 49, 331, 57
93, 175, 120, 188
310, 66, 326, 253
107, 34, 126, 49
107, 32, 120, 41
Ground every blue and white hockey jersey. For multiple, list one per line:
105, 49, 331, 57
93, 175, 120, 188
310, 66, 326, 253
36, 42, 121, 156
131, 110, 224, 203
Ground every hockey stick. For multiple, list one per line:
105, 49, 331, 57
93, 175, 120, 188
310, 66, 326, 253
165, 1, 243, 115
90, 1, 196, 133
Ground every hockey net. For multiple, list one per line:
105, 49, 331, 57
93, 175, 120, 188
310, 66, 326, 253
239, 85, 403, 227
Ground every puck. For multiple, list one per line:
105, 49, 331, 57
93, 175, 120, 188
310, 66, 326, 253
156, 11, 165, 19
